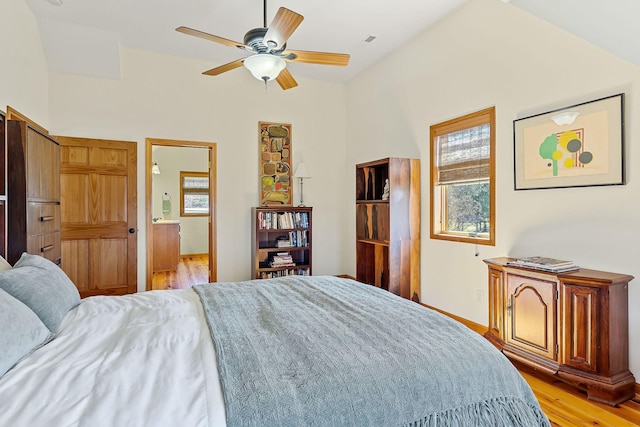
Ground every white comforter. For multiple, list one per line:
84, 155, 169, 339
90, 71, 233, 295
0, 289, 226, 427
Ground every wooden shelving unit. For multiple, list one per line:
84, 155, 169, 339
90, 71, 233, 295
252, 206, 312, 280
355, 157, 420, 301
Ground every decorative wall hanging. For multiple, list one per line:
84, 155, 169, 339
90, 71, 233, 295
259, 122, 292, 205
513, 93, 624, 190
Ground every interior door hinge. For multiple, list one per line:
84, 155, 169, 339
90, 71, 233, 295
556, 289, 559, 300
555, 344, 559, 355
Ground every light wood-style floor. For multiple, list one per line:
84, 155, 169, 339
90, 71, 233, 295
151, 254, 209, 290
435, 306, 640, 426
518, 363, 640, 426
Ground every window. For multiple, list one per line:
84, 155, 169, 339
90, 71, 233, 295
180, 171, 210, 216
430, 107, 495, 245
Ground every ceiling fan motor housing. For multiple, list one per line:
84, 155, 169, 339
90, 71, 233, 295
243, 28, 285, 54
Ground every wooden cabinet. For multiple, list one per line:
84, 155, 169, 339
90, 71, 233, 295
6, 120, 61, 265
484, 257, 635, 405
152, 222, 180, 272
252, 206, 312, 279
355, 157, 420, 301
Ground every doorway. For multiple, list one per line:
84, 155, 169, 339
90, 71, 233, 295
145, 138, 217, 290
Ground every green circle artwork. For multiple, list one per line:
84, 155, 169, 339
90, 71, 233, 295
539, 130, 593, 176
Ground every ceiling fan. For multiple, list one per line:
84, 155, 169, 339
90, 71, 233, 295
176, 0, 350, 90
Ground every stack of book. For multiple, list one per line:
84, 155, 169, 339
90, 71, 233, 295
269, 252, 296, 268
507, 256, 578, 273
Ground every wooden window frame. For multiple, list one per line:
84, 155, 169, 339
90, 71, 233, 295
180, 171, 209, 217
430, 107, 496, 246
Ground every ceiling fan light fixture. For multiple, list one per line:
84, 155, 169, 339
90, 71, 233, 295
244, 54, 285, 82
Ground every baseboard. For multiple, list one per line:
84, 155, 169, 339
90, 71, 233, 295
421, 303, 640, 402
422, 303, 487, 336
180, 253, 207, 259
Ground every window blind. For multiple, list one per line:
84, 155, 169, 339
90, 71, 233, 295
436, 123, 490, 185
183, 176, 209, 194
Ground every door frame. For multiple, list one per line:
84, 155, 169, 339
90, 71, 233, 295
145, 138, 217, 290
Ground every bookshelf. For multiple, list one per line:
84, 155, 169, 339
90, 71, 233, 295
355, 157, 420, 301
252, 206, 312, 280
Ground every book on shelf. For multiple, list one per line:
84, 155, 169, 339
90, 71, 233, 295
507, 256, 578, 272
276, 237, 291, 247
259, 267, 310, 279
269, 252, 296, 267
258, 210, 310, 230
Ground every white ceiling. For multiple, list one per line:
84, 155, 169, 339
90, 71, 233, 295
23, 0, 470, 82
23, 0, 640, 84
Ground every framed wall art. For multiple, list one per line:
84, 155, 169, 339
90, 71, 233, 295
513, 93, 624, 190
259, 121, 292, 205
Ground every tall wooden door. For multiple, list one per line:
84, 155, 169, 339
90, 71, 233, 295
56, 136, 137, 297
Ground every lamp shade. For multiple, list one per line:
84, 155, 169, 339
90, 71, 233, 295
243, 54, 286, 82
293, 162, 311, 179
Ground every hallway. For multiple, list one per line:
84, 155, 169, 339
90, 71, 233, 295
151, 254, 209, 290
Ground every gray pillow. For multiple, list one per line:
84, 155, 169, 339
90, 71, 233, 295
0, 288, 52, 377
0, 253, 80, 333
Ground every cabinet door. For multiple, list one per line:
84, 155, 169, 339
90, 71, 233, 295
153, 224, 180, 271
26, 128, 60, 201
562, 283, 599, 372
505, 273, 558, 361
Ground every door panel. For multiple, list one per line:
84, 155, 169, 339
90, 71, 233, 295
506, 273, 557, 361
61, 240, 90, 291
57, 136, 137, 297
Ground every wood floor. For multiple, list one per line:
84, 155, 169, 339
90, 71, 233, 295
151, 254, 209, 290
518, 363, 640, 426
430, 305, 640, 426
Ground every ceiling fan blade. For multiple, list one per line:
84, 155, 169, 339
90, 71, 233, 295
202, 59, 245, 76
264, 8, 304, 51
176, 26, 245, 49
284, 49, 350, 66
276, 68, 298, 90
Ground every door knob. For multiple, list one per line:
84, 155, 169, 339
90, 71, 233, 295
128, 228, 136, 234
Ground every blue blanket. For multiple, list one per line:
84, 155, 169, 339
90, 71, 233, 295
194, 276, 550, 427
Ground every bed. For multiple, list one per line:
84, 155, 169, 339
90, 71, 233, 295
0, 253, 550, 427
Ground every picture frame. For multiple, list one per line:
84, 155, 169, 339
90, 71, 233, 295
513, 93, 624, 190
259, 121, 293, 205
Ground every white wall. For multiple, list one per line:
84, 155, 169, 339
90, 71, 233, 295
0, 0, 49, 125
151, 145, 209, 255
346, 0, 640, 378
47, 47, 349, 286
